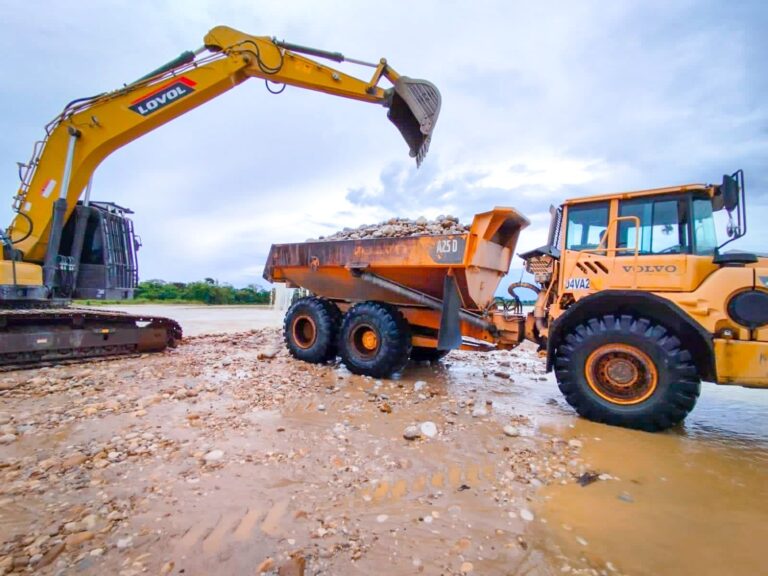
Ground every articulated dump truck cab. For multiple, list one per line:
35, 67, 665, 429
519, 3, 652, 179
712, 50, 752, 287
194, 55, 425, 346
264, 208, 530, 377
514, 170, 768, 431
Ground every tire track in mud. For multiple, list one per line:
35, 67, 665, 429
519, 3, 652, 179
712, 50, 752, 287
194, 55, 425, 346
168, 460, 495, 559
359, 460, 497, 504
175, 499, 291, 557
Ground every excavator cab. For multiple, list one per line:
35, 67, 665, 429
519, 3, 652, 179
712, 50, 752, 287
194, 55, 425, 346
388, 77, 441, 166
57, 201, 140, 300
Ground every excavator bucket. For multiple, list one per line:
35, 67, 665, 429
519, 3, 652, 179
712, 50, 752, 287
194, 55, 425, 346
388, 77, 441, 167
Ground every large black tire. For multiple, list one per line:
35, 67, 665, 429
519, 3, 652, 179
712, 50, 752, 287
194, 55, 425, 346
554, 314, 701, 432
284, 297, 341, 364
410, 346, 450, 363
338, 301, 412, 378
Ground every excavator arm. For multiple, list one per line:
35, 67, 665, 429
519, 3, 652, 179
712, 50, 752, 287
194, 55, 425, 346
7, 25, 441, 263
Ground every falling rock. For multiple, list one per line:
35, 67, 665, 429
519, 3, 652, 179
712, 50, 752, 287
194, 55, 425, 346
116, 536, 133, 549
420, 421, 438, 438
520, 508, 535, 522
403, 425, 421, 440
413, 380, 427, 392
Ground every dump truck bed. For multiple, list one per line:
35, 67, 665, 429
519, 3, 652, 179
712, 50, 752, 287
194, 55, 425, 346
264, 208, 529, 311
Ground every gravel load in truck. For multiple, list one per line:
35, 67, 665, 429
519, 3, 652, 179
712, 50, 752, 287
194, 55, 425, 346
313, 215, 470, 241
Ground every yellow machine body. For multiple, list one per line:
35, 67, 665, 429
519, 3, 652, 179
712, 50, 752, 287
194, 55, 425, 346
0, 25, 440, 370
3, 25, 440, 286
525, 175, 768, 391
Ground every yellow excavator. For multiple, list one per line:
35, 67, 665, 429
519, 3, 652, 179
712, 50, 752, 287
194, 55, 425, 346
0, 25, 441, 369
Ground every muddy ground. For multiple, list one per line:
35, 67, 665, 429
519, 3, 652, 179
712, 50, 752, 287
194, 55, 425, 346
1, 323, 766, 575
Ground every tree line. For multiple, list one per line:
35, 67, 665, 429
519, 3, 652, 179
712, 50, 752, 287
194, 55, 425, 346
135, 279, 271, 305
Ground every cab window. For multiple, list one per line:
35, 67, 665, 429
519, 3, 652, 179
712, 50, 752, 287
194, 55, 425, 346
565, 202, 609, 251
692, 197, 717, 255
618, 197, 689, 255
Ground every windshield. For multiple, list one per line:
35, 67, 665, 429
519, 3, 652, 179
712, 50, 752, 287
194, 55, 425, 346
692, 197, 717, 255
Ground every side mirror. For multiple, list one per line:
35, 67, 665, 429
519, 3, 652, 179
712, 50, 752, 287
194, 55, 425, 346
721, 174, 740, 213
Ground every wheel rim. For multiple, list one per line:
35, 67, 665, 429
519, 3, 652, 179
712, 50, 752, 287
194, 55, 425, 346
585, 343, 658, 405
350, 324, 379, 358
292, 315, 317, 349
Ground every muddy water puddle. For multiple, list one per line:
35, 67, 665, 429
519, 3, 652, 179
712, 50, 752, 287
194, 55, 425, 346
532, 385, 768, 576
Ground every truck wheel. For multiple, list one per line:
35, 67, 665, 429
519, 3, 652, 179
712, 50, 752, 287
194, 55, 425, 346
339, 302, 412, 377
284, 297, 341, 363
554, 314, 700, 432
410, 347, 449, 363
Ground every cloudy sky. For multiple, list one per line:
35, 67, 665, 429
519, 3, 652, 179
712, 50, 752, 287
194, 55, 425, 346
1, 0, 766, 291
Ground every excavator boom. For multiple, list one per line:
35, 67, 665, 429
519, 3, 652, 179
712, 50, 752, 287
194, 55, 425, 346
0, 25, 441, 370
9, 25, 441, 262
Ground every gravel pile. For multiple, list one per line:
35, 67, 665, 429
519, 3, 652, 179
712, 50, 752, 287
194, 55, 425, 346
312, 215, 470, 241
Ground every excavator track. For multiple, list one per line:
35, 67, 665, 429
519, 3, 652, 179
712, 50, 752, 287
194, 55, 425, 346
0, 307, 182, 371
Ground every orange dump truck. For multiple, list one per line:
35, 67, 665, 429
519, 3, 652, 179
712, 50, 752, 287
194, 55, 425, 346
266, 173, 768, 433
263, 208, 530, 377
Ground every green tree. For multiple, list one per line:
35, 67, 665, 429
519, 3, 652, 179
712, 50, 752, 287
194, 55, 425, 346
134, 279, 271, 304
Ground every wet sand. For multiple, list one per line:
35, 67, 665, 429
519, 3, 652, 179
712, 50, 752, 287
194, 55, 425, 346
0, 305, 766, 575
